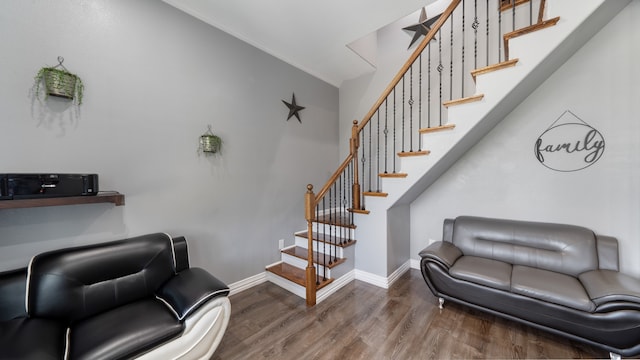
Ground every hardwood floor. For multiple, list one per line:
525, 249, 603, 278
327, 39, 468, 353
212, 269, 614, 359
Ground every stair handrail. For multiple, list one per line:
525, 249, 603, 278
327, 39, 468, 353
356, 0, 462, 134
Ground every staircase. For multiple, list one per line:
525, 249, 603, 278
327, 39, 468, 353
267, 0, 629, 306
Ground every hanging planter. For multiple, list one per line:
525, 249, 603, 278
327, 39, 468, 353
34, 56, 84, 105
199, 126, 223, 155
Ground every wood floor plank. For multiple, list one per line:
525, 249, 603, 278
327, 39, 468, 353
212, 270, 613, 359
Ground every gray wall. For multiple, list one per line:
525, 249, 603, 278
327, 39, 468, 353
410, 0, 640, 277
0, 0, 339, 284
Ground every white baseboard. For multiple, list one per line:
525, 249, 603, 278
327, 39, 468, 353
228, 272, 267, 296
410, 258, 420, 270
354, 260, 411, 289
229, 259, 414, 298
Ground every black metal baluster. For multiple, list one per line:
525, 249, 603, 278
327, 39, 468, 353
315, 204, 320, 285
449, 12, 454, 101
384, 100, 389, 174
322, 196, 326, 282
473, 0, 479, 70
486, 0, 490, 66
512, 0, 516, 32
368, 121, 372, 192
530, 0, 533, 25
409, 67, 414, 152
393, 88, 397, 172
462, 0, 466, 98
376, 110, 381, 191
361, 129, 366, 197
498, 0, 502, 62
401, 76, 406, 154
438, 30, 443, 126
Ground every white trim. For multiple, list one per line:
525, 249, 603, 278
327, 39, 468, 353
316, 269, 355, 303
164, 232, 178, 274
410, 258, 421, 270
355, 260, 412, 289
25, 256, 36, 314
64, 327, 71, 360
228, 272, 267, 296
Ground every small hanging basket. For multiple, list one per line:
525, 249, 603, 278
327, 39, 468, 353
199, 126, 222, 155
34, 56, 84, 105
44, 68, 78, 100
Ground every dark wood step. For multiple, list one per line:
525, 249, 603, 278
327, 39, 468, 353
282, 246, 346, 269
348, 208, 370, 215
266, 262, 333, 290
295, 231, 357, 248
314, 212, 356, 228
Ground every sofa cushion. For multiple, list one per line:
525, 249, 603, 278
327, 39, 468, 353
28, 233, 175, 323
579, 269, 640, 306
511, 265, 595, 312
451, 216, 598, 277
449, 256, 512, 291
0, 317, 67, 360
69, 298, 183, 360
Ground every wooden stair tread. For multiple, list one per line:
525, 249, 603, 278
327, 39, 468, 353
379, 172, 408, 178
397, 150, 430, 157
504, 17, 560, 60
471, 59, 519, 80
419, 123, 456, 134
443, 94, 484, 108
363, 191, 388, 197
500, 0, 530, 12
266, 262, 333, 290
295, 231, 357, 247
349, 208, 370, 215
282, 246, 346, 269
314, 212, 356, 228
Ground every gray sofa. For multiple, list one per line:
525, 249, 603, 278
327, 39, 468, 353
419, 216, 640, 359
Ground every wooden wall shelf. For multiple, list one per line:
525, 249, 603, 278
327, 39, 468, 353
0, 192, 125, 209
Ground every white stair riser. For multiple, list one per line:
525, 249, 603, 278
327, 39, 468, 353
306, 226, 356, 239
294, 236, 346, 258
281, 252, 334, 278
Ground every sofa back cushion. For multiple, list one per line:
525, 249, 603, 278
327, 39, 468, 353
27, 233, 175, 323
450, 216, 598, 277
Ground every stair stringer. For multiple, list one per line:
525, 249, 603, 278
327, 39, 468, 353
352, 0, 630, 280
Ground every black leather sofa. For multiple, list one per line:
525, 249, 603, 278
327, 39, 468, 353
420, 216, 640, 359
0, 233, 231, 360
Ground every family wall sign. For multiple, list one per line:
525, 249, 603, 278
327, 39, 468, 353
534, 110, 605, 172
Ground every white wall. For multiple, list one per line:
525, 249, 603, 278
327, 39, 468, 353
0, 0, 339, 284
410, 0, 640, 277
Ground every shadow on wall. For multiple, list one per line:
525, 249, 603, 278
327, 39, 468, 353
0, 204, 126, 271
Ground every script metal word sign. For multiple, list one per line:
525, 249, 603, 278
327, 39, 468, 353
534, 110, 605, 172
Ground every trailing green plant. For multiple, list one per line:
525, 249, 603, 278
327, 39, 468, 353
34, 67, 84, 105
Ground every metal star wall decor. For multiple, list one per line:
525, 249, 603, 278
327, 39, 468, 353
403, 7, 441, 49
282, 93, 305, 123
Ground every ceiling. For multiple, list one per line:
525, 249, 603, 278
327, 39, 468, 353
161, 0, 437, 87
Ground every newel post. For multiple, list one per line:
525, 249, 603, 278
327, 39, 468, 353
350, 120, 361, 210
304, 184, 317, 306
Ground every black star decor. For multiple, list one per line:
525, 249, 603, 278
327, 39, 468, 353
403, 7, 441, 49
282, 93, 305, 123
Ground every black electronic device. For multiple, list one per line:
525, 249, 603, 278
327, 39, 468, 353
0, 173, 99, 200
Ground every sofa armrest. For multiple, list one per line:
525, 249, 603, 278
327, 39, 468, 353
419, 241, 463, 270
579, 270, 640, 308
596, 235, 619, 271
157, 268, 230, 321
